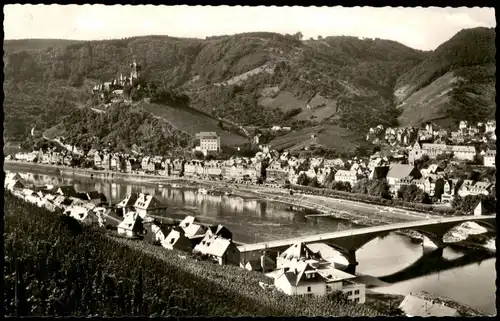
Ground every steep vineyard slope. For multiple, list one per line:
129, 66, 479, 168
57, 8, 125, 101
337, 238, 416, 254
395, 27, 496, 127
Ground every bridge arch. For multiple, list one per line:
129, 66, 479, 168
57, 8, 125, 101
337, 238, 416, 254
406, 219, 496, 249
236, 215, 496, 275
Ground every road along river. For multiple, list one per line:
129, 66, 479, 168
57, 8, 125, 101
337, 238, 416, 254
8, 169, 496, 315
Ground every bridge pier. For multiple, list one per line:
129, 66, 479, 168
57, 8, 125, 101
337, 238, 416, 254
344, 250, 358, 275
420, 233, 447, 252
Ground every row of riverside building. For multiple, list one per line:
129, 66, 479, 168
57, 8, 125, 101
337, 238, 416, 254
8, 143, 496, 204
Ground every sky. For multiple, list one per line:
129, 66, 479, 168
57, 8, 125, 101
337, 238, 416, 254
3, 5, 496, 51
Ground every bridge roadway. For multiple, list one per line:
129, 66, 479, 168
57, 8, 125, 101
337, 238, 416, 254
237, 215, 496, 254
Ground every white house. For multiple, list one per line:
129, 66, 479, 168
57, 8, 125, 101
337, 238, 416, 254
162, 227, 193, 252
195, 132, 220, 152
66, 206, 99, 226
116, 193, 139, 214
334, 170, 358, 186
273, 260, 366, 303
485, 120, 496, 133
386, 164, 421, 193
117, 212, 144, 238
193, 234, 240, 266
483, 150, 496, 167
277, 242, 324, 269
133, 193, 167, 219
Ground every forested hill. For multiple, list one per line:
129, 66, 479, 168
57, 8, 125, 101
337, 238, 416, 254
3, 38, 85, 53
6, 28, 493, 153
395, 27, 496, 128
4, 32, 427, 146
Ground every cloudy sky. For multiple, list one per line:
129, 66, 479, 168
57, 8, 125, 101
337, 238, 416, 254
3, 5, 496, 50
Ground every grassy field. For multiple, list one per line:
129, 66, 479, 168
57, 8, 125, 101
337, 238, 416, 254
258, 90, 308, 112
139, 102, 248, 147
269, 124, 364, 155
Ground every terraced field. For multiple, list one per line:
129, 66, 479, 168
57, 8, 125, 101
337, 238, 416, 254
269, 124, 364, 155
139, 102, 249, 147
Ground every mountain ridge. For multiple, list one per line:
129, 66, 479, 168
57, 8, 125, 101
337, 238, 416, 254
4, 28, 494, 154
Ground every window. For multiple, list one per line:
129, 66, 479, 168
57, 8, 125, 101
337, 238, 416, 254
307, 286, 311, 292
347, 291, 353, 296
354, 290, 359, 295
354, 297, 359, 303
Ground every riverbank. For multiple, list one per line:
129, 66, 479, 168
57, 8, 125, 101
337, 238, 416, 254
363, 290, 488, 317
5, 160, 494, 250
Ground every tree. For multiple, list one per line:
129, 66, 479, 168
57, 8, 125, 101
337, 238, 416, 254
452, 194, 496, 214
323, 171, 335, 187
353, 178, 369, 195
327, 290, 349, 303
367, 179, 391, 199
217, 120, 224, 130
68, 73, 84, 87
317, 35, 323, 40
414, 155, 431, 170
397, 184, 431, 204
204, 152, 216, 161
193, 151, 204, 160
330, 181, 351, 192
293, 32, 303, 41
308, 177, 320, 188
297, 173, 310, 186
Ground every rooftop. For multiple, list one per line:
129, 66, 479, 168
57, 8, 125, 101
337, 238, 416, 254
387, 164, 418, 180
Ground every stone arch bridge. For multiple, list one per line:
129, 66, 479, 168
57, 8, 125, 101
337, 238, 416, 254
237, 215, 496, 273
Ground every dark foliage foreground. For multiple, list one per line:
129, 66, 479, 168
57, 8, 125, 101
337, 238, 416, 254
3, 192, 378, 317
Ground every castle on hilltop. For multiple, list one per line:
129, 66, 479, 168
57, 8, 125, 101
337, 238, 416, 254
92, 59, 142, 94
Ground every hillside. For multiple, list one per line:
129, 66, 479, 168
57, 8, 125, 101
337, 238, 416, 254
3, 38, 86, 53
4, 32, 427, 151
268, 124, 370, 157
395, 27, 496, 127
5, 29, 494, 153
138, 101, 248, 146
47, 104, 195, 155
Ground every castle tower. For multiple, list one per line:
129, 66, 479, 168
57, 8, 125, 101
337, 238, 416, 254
130, 59, 141, 86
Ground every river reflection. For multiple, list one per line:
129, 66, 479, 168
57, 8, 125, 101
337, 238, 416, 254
355, 232, 496, 315
9, 170, 496, 315
13, 172, 358, 244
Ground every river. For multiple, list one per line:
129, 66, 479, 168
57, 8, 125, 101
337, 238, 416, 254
8, 170, 496, 315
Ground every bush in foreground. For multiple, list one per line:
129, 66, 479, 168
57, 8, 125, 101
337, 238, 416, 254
3, 192, 378, 317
